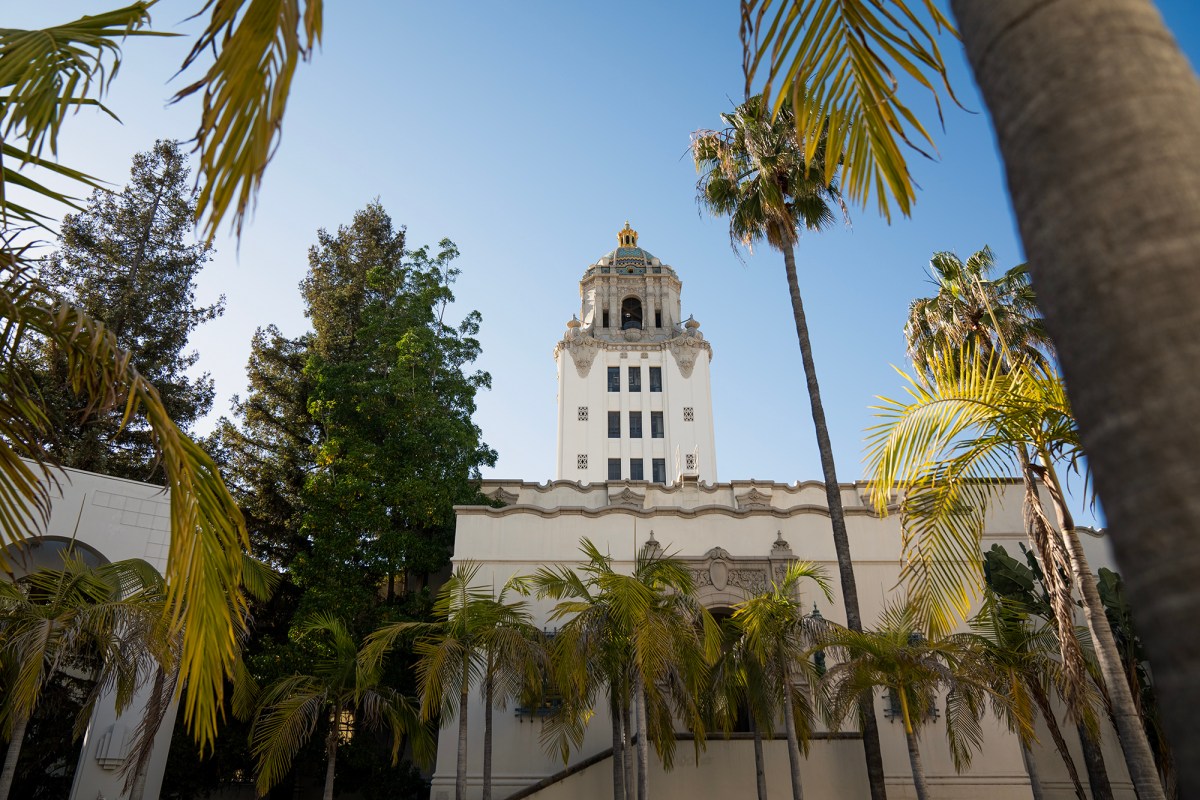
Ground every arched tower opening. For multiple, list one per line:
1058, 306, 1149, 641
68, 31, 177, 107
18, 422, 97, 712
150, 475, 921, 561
621, 296, 643, 330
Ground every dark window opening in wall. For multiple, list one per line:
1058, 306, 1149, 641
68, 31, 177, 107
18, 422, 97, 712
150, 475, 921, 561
621, 297, 643, 330
602, 309, 610, 328
628, 367, 641, 392
630, 459, 644, 480
608, 367, 620, 392
649, 367, 662, 392
655, 310, 662, 328
652, 458, 667, 483
608, 458, 621, 481
629, 412, 642, 438
608, 411, 620, 438
651, 412, 664, 438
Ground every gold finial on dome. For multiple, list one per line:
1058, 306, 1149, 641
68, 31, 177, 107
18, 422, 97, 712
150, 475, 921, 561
617, 221, 639, 247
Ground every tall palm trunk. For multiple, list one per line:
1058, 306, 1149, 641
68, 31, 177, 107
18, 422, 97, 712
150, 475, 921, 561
457, 676, 470, 800
0, 712, 29, 800
634, 678, 649, 800
611, 690, 626, 800
904, 726, 930, 800
1077, 723, 1115, 800
752, 717, 768, 800
950, 4, 1200, 795
622, 694, 634, 800
1020, 741, 1045, 800
780, 675, 804, 800
483, 655, 495, 800
323, 728, 338, 800
780, 244, 887, 800
1037, 459, 1164, 800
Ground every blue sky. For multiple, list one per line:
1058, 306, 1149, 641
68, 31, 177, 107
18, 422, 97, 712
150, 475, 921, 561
10, 2, 1200, 521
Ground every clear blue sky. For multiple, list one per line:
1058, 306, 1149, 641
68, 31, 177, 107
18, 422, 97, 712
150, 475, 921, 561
10, 2, 1200, 521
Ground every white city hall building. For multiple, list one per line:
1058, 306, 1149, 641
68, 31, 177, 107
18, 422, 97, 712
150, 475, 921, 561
432, 224, 1134, 800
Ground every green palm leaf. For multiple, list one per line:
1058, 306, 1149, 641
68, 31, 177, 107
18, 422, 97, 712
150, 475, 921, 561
741, 0, 960, 220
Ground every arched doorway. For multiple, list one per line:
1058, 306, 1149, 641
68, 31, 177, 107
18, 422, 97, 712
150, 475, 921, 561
621, 296, 643, 330
2, 535, 109, 579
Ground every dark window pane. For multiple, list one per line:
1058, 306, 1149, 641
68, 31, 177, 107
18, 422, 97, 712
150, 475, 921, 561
655, 310, 662, 327
651, 412, 664, 438
628, 367, 641, 392
608, 367, 620, 392
629, 412, 642, 438
630, 459, 644, 480
602, 309, 610, 328
652, 458, 666, 483
649, 367, 662, 392
608, 458, 621, 481
608, 411, 620, 438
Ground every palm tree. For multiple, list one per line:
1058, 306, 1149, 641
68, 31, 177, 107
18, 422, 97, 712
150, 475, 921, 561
819, 603, 999, 800
866, 350, 1166, 799
0, 557, 166, 800
0, 2, 318, 750
731, 561, 833, 800
741, 6, 1200, 792
531, 538, 720, 800
361, 562, 534, 800
905, 247, 1052, 377
244, 613, 429, 800
703, 622, 776, 800
692, 94, 888, 800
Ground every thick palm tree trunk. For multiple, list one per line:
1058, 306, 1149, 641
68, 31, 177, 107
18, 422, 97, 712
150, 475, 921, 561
457, 681, 470, 800
611, 691, 626, 800
1020, 741, 1046, 800
634, 679, 649, 800
781, 678, 804, 800
0, 712, 29, 800
1078, 723, 1115, 800
780, 244, 887, 800
622, 696, 634, 800
323, 732, 338, 800
950, 4, 1200, 795
752, 717, 768, 800
1038, 462, 1164, 800
904, 727, 930, 800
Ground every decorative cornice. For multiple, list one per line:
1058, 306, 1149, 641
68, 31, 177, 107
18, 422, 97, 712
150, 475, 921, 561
736, 488, 773, 510
453, 503, 884, 520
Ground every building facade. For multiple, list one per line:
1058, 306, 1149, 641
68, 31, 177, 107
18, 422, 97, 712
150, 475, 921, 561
433, 225, 1133, 800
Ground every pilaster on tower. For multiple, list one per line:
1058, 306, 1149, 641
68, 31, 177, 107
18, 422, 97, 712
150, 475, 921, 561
554, 223, 717, 485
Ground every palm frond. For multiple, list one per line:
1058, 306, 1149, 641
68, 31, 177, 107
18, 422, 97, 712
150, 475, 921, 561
174, 0, 323, 240
741, 0, 960, 220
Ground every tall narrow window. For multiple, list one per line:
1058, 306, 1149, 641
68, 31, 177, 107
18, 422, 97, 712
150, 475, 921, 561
608, 367, 620, 392
608, 458, 621, 481
652, 458, 667, 483
630, 459, 644, 481
602, 310, 610, 328
608, 411, 620, 438
654, 310, 662, 328
628, 367, 641, 392
650, 411, 664, 438
621, 297, 643, 329
629, 412, 642, 438
649, 367, 662, 392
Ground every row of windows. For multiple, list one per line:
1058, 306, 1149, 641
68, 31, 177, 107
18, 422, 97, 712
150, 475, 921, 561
608, 411, 664, 438
608, 366, 662, 392
608, 457, 667, 483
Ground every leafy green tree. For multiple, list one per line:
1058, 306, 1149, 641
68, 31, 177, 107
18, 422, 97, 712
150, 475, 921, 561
0, 558, 167, 800
819, 603, 1000, 800
702, 621, 775, 800
692, 94, 888, 800
243, 614, 430, 800
730, 562, 831, 800
33, 139, 223, 482
531, 539, 720, 800
742, 6, 1200, 790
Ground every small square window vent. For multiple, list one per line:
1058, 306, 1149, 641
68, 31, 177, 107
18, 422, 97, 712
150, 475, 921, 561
683, 407, 695, 422
578, 406, 589, 421
577, 454, 588, 470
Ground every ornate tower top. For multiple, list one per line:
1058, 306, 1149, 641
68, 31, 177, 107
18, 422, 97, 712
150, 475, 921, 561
618, 221, 638, 247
